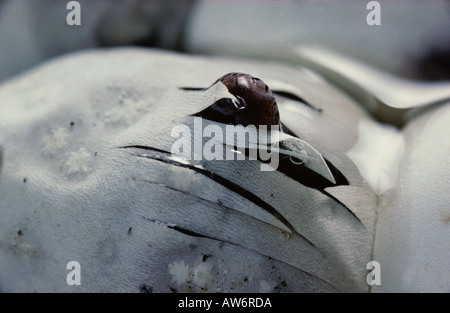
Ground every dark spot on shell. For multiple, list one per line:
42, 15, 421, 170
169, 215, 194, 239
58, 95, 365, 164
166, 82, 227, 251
170, 287, 177, 293
139, 284, 153, 293
70, 121, 75, 127
17, 230, 23, 236
127, 227, 132, 235
441, 212, 450, 224
202, 254, 209, 262
193, 72, 280, 126
23, 178, 27, 183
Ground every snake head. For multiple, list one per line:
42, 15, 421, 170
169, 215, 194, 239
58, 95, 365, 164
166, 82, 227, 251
194, 72, 280, 127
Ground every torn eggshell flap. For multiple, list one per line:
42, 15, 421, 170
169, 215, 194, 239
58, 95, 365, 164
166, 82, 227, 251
174, 80, 240, 118
199, 121, 336, 185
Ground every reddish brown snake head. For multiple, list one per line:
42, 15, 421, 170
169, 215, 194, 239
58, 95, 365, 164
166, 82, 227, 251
189, 72, 280, 126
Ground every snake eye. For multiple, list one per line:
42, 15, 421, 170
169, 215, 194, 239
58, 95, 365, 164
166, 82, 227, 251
252, 77, 270, 93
